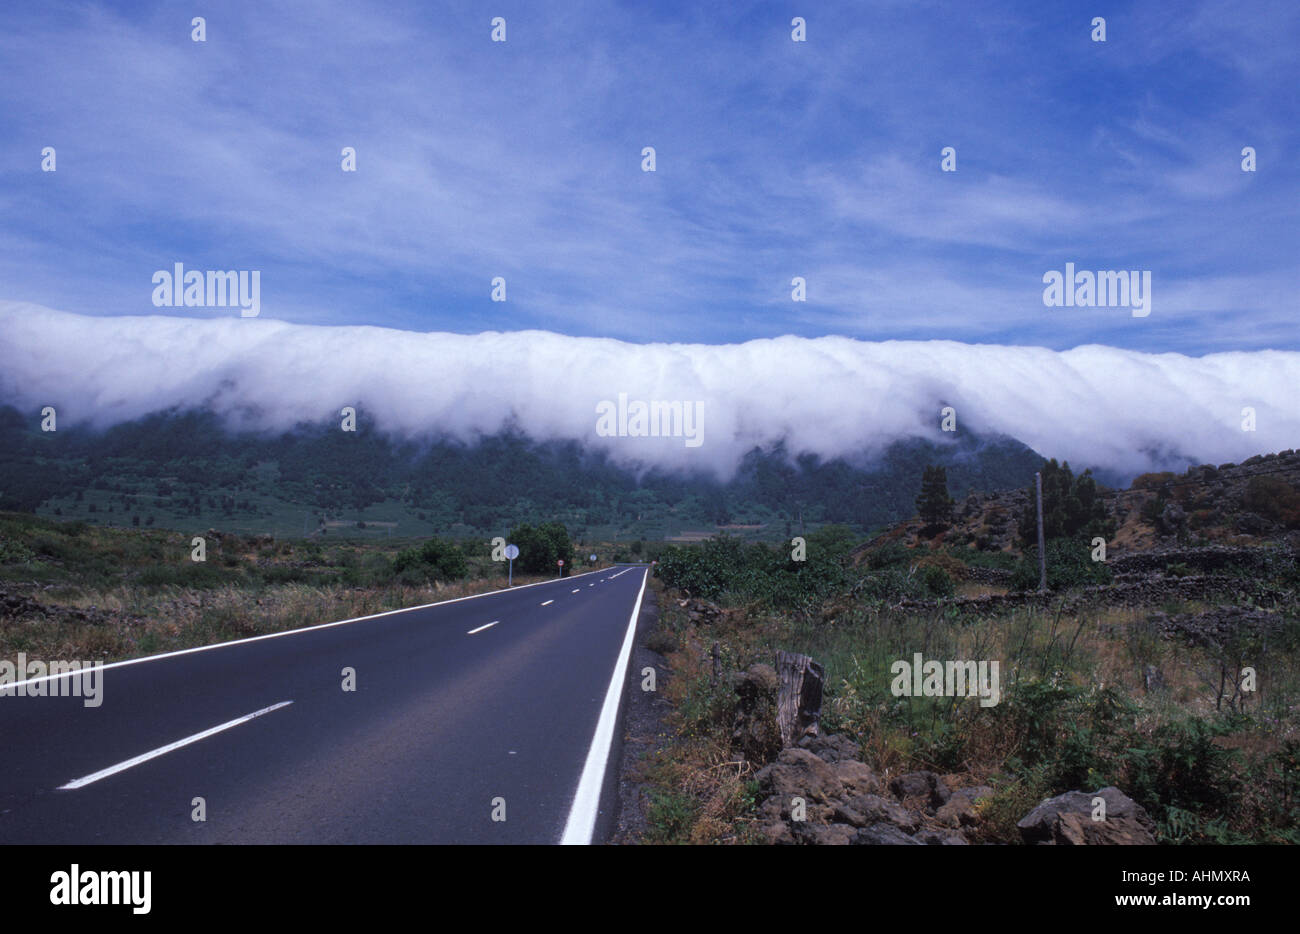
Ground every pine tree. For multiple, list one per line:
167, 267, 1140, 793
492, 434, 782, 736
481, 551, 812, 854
1017, 459, 1113, 547
915, 465, 954, 528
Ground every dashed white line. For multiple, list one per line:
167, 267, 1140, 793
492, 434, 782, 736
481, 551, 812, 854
58, 701, 294, 791
467, 621, 499, 635
540, 599, 554, 606
3, 567, 606, 693
571, 589, 580, 593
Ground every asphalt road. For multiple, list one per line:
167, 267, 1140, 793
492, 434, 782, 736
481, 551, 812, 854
0, 564, 650, 844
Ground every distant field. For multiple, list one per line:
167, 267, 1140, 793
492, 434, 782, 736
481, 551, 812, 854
33, 492, 852, 546
0, 511, 621, 663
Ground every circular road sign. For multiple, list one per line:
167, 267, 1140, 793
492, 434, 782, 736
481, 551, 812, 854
504, 544, 519, 560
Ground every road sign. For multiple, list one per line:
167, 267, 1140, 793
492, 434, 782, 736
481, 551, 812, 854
557, 559, 564, 566
504, 543, 519, 586
589, 553, 597, 562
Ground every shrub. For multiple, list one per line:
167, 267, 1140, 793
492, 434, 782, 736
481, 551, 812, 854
392, 537, 469, 582
865, 542, 911, 570
854, 567, 921, 602
1011, 538, 1112, 591
136, 563, 232, 589
921, 564, 954, 597
1243, 476, 1300, 527
506, 522, 574, 574
656, 534, 850, 610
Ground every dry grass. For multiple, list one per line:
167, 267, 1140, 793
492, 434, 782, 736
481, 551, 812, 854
640, 575, 1300, 844
0, 573, 563, 663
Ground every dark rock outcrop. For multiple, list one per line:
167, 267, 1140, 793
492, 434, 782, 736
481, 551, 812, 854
731, 663, 782, 764
1017, 787, 1157, 845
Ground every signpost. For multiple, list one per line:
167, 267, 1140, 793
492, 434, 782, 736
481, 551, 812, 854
557, 558, 564, 578
504, 543, 519, 586
589, 553, 597, 566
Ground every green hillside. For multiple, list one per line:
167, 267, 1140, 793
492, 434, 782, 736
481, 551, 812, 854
0, 405, 1050, 541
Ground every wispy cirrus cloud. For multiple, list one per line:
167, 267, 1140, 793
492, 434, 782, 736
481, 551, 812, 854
0, 0, 1294, 350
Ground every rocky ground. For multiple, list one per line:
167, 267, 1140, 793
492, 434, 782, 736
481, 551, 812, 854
733, 662, 1158, 846
856, 449, 1300, 557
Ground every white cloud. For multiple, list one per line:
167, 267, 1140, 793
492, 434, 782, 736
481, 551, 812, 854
3, 303, 1296, 483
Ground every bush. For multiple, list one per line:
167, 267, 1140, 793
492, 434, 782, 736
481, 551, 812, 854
644, 789, 700, 844
392, 537, 469, 582
656, 534, 850, 610
655, 536, 746, 600
258, 566, 312, 584
1011, 538, 1112, 592
1122, 718, 1243, 841
507, 522, 574, 574
854, 567, 921, 602
136, 563, 233, 589
1243, 476, 1300, 527
866, 542, 912, 570
921, 564, 954, 597
0, 537, 36, 564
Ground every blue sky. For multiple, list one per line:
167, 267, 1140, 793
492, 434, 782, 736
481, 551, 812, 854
2, 0, 1296, 352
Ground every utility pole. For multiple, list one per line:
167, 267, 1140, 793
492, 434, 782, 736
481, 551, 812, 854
1035, 471, 1047, 592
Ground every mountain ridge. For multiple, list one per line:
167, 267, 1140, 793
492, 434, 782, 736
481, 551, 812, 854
1, 403, 1055, 540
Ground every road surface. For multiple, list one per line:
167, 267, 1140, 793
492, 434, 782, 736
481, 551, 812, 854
0, 565, 650, 844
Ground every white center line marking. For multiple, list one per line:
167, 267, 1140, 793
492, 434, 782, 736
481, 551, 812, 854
540, 599, 554, 606
58, 700, 294, 791
467, 621, 499, 635
2, 567, 606, 692
571, 588, 580, 593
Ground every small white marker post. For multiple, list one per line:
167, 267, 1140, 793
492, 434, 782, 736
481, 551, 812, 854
504, 543, 519, 586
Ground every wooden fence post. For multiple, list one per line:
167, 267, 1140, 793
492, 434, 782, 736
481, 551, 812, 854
775, 651, 824, 746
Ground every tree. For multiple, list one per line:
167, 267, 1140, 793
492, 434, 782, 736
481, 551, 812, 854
393, 537, 469, 583
915, 465, 954, 528
508, 521, 574, 574
1017, 459, 1113, 547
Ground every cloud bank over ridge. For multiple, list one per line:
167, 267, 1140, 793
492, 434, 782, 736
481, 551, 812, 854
2, 303, 1296, 482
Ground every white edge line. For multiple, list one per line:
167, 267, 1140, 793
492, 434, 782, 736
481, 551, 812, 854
58, 700, 294, 790
559, 567, 648, 845
466, 621, 499, 635
5, 567, 607, 691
